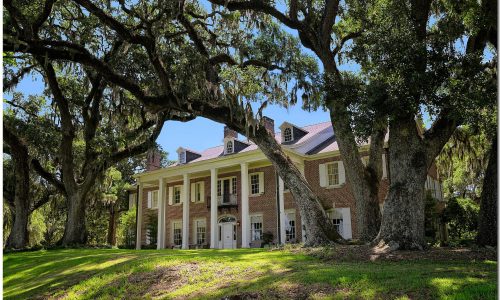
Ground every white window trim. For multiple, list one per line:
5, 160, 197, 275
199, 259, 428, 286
284, 209, 296, 242
325, 161, 345, 188
151, 190, 159, 209
193, 218, 207, 245
172, 220, 183, 246
226, 140, 234, 154
326, 207, 352, 240
179, 151, 186, 164
283, 127, 294, 142
249, 172, 264, 196
250, 213, 264, 241
191, 181, 205, 203
217, 176, 237, 195
172, 185, 183, 206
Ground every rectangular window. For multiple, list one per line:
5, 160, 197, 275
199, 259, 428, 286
195, 182, 203, 202
250, 174, 260, 195
250, 215, 263, 241
327, 163, 339, 186
195, 220, 206, 244
173, 221, 182, 246
285, 212, 296, 242
232, 177, 237, 194
332, 218, 343, 236
327, 210, 343, 237
151, 190, 159, 209
173, 186, 181, 204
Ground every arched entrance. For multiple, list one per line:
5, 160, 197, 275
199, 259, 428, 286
218, 215, 237, 249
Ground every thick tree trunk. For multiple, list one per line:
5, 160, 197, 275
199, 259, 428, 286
60, 191, 87, 245
4, 127, 31, 249
252, 126, 342, 246
107, 204, 118, 246
325, 89, 385, 242
374, 117, 428, 250
476, 133, 497, 247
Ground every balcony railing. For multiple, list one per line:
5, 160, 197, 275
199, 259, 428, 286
206, 193, 238, 208
218, 194, 238, 206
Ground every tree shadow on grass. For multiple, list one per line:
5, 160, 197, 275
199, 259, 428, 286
4, 249, 496, 300
191, 258, 497, 300
3, 248, 269, 300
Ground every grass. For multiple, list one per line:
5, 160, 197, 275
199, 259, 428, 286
3, 248, 497, 299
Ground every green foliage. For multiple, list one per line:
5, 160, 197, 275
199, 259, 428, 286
443, 197, 480, 240
347, 0, 496, 122
145, 212, 158, 248
27, 209, 46, 247
437, 126, 491, 200
424, 192, 439, 242
117, 209, 136, 248
117, 207, 137, 248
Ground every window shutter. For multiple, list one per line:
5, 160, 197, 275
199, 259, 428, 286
338, 161, 346, 185
341, 207, 352, 239
200, 182, 205, 202
147, 191, 152, 208
168, 187, 173, 205
190, 183, 196, 202
319, 164, 327, 187
180, 186, 185, 204
258, 172, 265, 194
382, 154, 387, 179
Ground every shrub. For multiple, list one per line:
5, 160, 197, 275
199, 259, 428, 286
117, 209, 136, 248
442, 197, 479, 240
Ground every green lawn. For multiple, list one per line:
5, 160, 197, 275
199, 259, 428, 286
3, 248, 497, 299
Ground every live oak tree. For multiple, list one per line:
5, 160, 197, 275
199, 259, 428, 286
214, 0, 496, 249
3, 130, 55, 249
3, 90, 59, 249
3, 53, 174, 245
351, 0, 496, 249
4, 0, 343, 245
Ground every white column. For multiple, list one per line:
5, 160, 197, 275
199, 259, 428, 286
278, 177, 286, 245
135, 184, 143, 250
241, 163, 250, 248
210, 168, 218, 248
157, 178, 165, 249
182, 173, 190, 249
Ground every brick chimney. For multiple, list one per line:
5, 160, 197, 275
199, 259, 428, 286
146, 148, 161, 171
262, 116, 275, 133
224, 126, 238, 139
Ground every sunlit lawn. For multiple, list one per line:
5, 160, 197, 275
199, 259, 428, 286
3, 248, 497, 299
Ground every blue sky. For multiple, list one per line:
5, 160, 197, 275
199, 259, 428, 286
9, 74, 331, 160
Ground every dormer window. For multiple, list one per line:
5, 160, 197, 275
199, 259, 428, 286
283, 127, 293, 142
279, 122, 308, 145
226, 140, 233, 154
179, 151, 186, 164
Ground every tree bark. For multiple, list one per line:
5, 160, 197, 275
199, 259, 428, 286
476, 133, 497, 247
374, 117, 428, 250
60, 191, 87, 245
4, 126, 31, 249
107, 203, 118, 246
325, 86, 385, 242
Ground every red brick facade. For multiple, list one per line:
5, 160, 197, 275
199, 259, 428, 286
136, 158, 395, 246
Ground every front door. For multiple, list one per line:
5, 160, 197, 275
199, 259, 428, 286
222, 223, 235, 249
